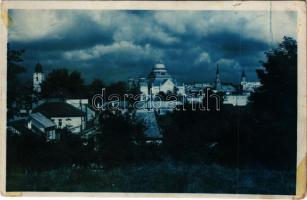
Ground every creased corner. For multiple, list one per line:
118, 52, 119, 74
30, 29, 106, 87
1, 192, 23, 197
294, 155, 306, 200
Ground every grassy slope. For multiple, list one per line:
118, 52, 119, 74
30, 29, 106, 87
7, 160, 295, 194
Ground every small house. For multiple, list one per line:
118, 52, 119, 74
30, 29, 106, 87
28, 112, 57, 141
32, 101, 86, 134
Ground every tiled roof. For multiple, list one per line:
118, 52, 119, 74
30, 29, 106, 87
30, 113, 56, 128
135, 110, 162, 139
7, 119, 33, 134
32, 102, 85, 117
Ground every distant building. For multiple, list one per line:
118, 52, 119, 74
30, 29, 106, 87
223, 94, 249, 106
240, 69, 261, 93
33, 62, 45, 93
214, 64, 237, 94
32, 101, 86, 133
185, 83, 213, 94
28, 112, 57, 141
211, 66, 261, 106
139, 63, 185, 100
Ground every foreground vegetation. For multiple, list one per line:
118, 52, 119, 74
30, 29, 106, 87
7, 159, 295, 194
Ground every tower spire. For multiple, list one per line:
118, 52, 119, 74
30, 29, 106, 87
215, 64, 221, 90
241, 67, 246, 83
35, 62, 43, 73
241, 68, 246, 78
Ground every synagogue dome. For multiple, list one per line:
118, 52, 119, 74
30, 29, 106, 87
154, 63, 166, 69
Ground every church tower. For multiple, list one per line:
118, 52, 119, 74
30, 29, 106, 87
33, 62, 44, 93
240, 68, 246, 92
215, 64, 221, 90
241, 68, 246, 84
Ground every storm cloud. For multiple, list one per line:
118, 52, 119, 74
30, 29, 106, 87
8, 10, 297, 83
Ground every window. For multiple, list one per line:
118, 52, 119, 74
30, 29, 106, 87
58, 119, 62, 127
36, 76, 38, 81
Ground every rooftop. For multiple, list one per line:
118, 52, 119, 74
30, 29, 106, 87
135, 110, 162, 139
32, 102, 85, 118
30, 112, 56, 128
7, 119, 33, 135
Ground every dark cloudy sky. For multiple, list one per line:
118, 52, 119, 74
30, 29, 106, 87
8, 10, 296, 84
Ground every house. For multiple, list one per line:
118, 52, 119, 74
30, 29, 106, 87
28, 112, 57, 141
65, 99, 96, 122
32, 101, 86, 134
7, 119, 32, 135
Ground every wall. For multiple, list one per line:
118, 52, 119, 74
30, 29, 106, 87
51, 116, 84, 133
160, 80, 175, 94
66, 99, 95, 121
33, 73, 44, 92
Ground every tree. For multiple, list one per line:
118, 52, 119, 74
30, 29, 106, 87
7, 45, 26, 118
88, 79, 105, 96
249, 37, 297, 169
105, 81, 128, 99
42, 68, 86, 98
68, 71, 86, 97
97, 111, 145, 167
250, 37, 297, 116
161, 92, 234, 165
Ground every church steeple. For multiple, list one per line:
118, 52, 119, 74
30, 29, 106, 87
241, 68, 246, 83
35, 62, 43, 73
240, 68, 247, 92
215, 64, 221, 90
33, 62, 45, 93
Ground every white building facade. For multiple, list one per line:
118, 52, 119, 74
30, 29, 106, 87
33, 62, 45, 93
32, 101, 86, 134
139, 63, 185, 100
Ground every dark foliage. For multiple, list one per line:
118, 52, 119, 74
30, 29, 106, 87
87, 78, 105, 102
249, 37, 297, 169
41, 68, 86, 98
96, 111, 147, 168
7, 45, 27, 118
105, 81, 128, 99
7, 129, 96, 171
161, 37, 297, 170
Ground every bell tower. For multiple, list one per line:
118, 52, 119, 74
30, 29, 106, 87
240, 68, 246, 92
33, 62, 44, 93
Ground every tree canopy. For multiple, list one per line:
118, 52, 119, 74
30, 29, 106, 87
41, 68, 86, 98
250, 36, 297, 117
7, 45, 27, 118
248, 36, 297, 169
